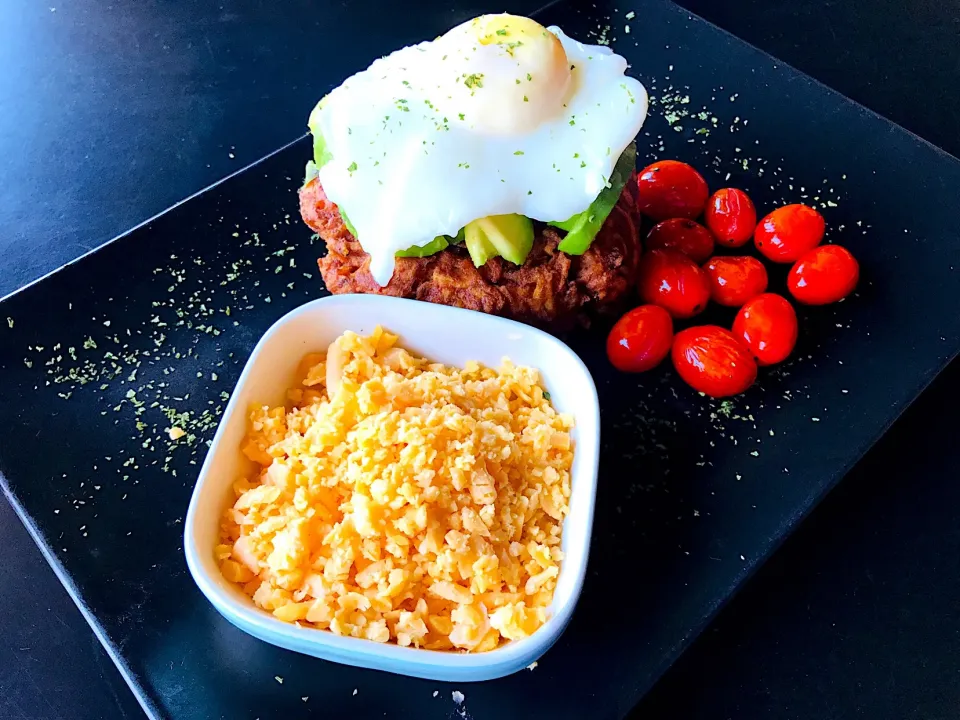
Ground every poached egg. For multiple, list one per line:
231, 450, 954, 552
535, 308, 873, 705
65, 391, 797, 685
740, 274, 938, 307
309, 14, 649, 285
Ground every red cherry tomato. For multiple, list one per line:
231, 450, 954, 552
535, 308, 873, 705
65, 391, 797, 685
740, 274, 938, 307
733, 293, 798, 366
636, 160, 709, 221
787, 245, 860, 305
672, 326, 758, 398
754, 204, 825, 263
637, 249, 711, 319
646, 218, 716, 263
704, 188, 757, 247
703, 255, 769, 307
606, 305, 675, 373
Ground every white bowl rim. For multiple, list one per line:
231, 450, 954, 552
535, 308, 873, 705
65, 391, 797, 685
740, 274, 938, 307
183, 294, 600, 680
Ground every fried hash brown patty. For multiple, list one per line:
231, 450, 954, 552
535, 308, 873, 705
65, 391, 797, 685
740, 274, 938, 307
299, 176, 642, 328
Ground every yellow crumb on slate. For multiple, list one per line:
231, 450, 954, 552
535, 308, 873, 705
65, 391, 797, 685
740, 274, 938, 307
217, 327, 573, 652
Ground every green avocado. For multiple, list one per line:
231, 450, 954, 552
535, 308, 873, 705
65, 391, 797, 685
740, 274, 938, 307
463, 214, 534, 267
308, 99, 333, 170
395, 235, 450, 257
337, 207, 359, 238
478, 214, 534, 265
464, 222, 498, 267
550, 142, 637, 255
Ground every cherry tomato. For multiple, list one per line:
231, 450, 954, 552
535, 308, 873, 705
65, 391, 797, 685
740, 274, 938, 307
606, 305, 675, 373
703, 255, 769, 307
636, 160, 709, 221
704, 188, 757, 247
646, 218, 716, 263
637, 249, 712, 319
788, 244, 859, 305
733, 293, 798, 366
672, 326, 758, 398
754, 204, 825, 263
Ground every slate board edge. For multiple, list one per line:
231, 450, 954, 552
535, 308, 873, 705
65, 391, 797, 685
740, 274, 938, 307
0, 475, 162, 720
0, 134, 309, 306
644, 349, 960, 705
660, 0, 960, 166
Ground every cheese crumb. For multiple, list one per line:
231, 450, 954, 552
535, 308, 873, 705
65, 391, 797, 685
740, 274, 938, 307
452, 691, 465, 704
168, 427, 186, 441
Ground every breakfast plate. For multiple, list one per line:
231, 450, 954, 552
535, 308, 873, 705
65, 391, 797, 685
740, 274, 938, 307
1, 0, 959, 718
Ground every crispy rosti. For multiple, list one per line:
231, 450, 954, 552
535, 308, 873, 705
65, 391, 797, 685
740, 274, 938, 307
299, 177, 642, 329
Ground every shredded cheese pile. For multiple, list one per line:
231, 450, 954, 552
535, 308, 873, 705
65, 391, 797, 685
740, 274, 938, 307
217, 327, 573, 651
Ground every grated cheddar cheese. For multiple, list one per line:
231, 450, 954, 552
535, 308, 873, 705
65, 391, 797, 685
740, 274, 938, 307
217, 326, 573, 651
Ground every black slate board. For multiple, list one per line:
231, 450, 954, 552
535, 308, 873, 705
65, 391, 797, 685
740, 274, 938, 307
2, 0, 960, 718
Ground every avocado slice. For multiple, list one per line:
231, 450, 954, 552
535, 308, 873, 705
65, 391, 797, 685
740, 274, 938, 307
463, 214, 534, 267
464, 222, 499, 267
477, 214, 534, 265
396, 235, 449, 257
308, 99, 334, 170
550, 142, 637, 255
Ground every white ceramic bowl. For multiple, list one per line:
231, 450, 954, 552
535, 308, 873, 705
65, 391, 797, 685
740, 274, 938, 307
184, 294, 600, 681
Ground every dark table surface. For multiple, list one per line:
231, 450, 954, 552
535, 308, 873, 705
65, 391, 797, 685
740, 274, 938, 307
1, 1, 958, 718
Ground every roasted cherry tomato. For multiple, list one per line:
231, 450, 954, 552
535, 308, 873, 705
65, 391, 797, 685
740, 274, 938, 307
733, 293, 798, 366
637, 249, 711, 319
636, 160, 709, 221
787, 245, 860, 305
703, 255, 769, 307
606, 305, 675, 373
704, 188, 757, 247
754, 203, 825, 263
672, 325, 758, 398
646, 218, 716, 263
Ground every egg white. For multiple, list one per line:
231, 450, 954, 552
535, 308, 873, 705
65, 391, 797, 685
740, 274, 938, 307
312, 24, 649, 286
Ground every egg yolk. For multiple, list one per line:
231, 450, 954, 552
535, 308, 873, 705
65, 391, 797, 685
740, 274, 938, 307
435, 14, 573, 135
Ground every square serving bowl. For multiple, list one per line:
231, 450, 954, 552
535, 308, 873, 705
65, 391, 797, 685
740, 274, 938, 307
184, 294, 600, 681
